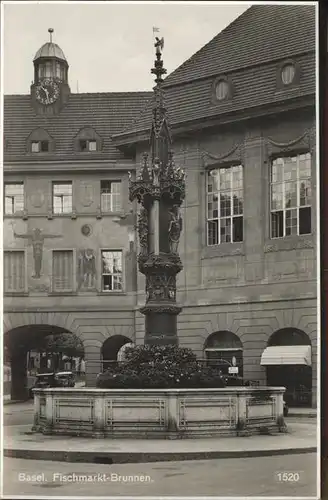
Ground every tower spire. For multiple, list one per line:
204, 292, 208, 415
129, 37, 186, 347
48, 28, 54, 43
150, 36, 170, 169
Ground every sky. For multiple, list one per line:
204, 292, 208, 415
3, 1, 250, 94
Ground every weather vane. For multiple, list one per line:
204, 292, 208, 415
48, 28, 54, 43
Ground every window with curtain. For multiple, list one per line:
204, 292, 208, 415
206, 165, 244, 245
101, 250, 123, 291
270, 153, 312, 238
52, 250, 74, 292
53, 182, 73, 214
100, 181, 121, 212
4, 251, 25, 293
4, 183, 24, 215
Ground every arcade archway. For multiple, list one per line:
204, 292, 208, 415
101, 335, 133, 371
4, 324, 84, 400
261, 328, 312, 407
204, 331, 243, 377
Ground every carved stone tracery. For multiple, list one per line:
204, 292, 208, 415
128, 39, 186, 345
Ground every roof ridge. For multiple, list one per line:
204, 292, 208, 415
4, 91, 153, 98
163, 4, 315, 88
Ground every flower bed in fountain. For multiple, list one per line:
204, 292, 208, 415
32, 345, 287, 439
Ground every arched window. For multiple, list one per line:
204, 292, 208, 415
268, 328, 311, 347
101, 335, 132, 371
204, 331, 243, 376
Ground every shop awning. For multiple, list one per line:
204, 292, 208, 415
260, 345, 312, 366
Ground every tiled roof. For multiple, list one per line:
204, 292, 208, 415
114, 52, 315, 140
163, 5, 316, 88
4, 92, 152, 160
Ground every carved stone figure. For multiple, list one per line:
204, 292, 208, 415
78, 249, 96, 289
155, 37, 164, 55
168, 206, 183, 254
11, 224, 61, 278
152, 159, 161, 186
138, 208, 149, 255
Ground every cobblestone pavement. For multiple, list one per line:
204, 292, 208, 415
2, 453, 317, 497
3, 401, 34, 426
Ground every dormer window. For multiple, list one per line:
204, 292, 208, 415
212, 76, 233, 103
277, 59, 300, 89
79, 139, 97, 152
27, 128, 53, 154
74, 127, 102, 153
31, 140, 49, 153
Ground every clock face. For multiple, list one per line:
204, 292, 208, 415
35, 79, 60, 105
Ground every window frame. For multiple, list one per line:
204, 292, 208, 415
31, 140, 49, 153
51, 249, 76, 294
52, 181, 73, 215
4, 182, 25, 215
100, 249, 124, 293
269, 152, 312, 240
3, 249, 27, 294
206, 164, 244, 247
276, 59, 300, 90
100, 180, 122, 213
79, 139, 98, 152
212, 75, 233, 104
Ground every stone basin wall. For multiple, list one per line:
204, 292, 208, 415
32, 387, 286, 439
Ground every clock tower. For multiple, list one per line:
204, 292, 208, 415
31, 28, 70, 115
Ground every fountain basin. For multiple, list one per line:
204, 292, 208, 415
32, 386, 286, 439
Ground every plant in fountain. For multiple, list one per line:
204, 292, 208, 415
97, 344, 226, 389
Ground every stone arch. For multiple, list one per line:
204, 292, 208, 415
203, 330, 243, 376
3, 312, 83, 341
264, 328, 312, 407
268, 327, 311, 347
4, 319, 85, 401
101, 335, 133, 370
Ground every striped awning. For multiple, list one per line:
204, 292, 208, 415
260, 345, 311, 366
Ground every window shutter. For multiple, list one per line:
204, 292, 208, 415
53, 251, 73, 291
4, 252, 25, 292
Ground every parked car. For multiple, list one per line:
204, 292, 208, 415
54, 371, 75, 387
29, 371, 75, 397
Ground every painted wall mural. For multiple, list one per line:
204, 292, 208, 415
11, 223, 61, 279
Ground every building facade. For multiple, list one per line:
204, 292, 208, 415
3, 5, 317, 406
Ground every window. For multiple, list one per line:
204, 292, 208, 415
53, 182, 72, 214
281, 63, 296, 85
101, 250, 123, 292
52, 250, 74, 292
45, 61, 52, 78
215, 80, 229, 101
270, 153, 312, 238
4, 251, 25, 293
55, 62, 61, 79
79, 139, 97, 152
206, 165, 243, 245
4, 183, 24, 215
101, 181, 121, 212
31, 140, 49, 153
